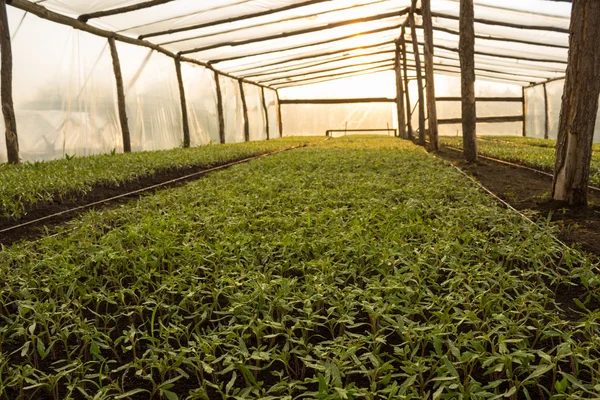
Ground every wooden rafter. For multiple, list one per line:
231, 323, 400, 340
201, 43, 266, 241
78, 0, 174, 23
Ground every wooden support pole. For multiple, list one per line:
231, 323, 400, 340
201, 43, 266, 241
261, 87, 270, 140
459, 0, 477, 162
108, 37, 131, 153
401, 34, 413, 139
408, 3, 426, 145
78, 0, 173, 22
552, 0, 600, 205
174, 56, 191, 148
394, 41, 407, 139
0, 0, 19, 164
543, 83, 549, 139
522, 87, 527, 137
421, 0, 439, 151
239, 80, 250, 142
214, 71, 226, 144
276, 90, 284, 137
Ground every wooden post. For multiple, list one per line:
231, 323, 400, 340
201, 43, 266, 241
276, 90, 284, 137
401, 34, 413, 139
522, 87, 527, 137
0, 0, 19, 163
239, 80, 250, 142
543, 83, 549, 139
174, 56, 191, 148
421, 0, 439, 151
408, 3, 426, 145
394, 41, 407, 139
552, 0, 600, 205
261, 86, 270, 140
108, 36, 131, 153
214, 70, 226, 144
459, 0, 477, 162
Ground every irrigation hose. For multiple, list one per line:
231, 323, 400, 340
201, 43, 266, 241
0, 144, 309, 237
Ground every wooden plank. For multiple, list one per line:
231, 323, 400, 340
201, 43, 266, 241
409, 3, 426, 145
436, 97, 523, 102
261, 87, 270, 140
543, 83, 549, 139
0, 0, 19, 164
276, 90, 283, 137
239, 80, 250, 142
459, 0, 477, 162
401, 33, 413, 139
174, 56, 191, 148
280, 98, 397, 104
522, 87, 527, 137
214, 71, 226, 144
108, 37, 131, 153
438, 116, 524, 124
78, 0, 173, 22
395, 41, 407, 138
422, 0, 439, 150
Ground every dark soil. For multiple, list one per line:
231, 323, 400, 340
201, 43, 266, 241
0, 151, 292, 247
436, 146, 600, 258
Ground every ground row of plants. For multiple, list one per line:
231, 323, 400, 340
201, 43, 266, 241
0, 137, 317, 221
1, 137, 599, 399
477, 136, 600, 151
440, 136, 600, 186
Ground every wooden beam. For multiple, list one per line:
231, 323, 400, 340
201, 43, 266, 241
139, 0, 334, 40
261, 87, 270, 140
8, 0, 272, 91
210, 23, 402, 65
552, 0, 600, 205
394, 41, 407, 139
276, 90, 283, 137
108, 37, 131, 153
525, 76, 566, 88
78, 0, 174, 23
439, 115, 524, 124
280, 98, 396, 104
180, 9, 409, 55
409, 3, 426, 146
421, 0, 439, 150
436, 96, 523, 102
0, 0, 19, 164
214, 71, 226, 144
543, 83, 549, 139
273, 66, 396, 89
401, 32, 413, 139
239, 80, 250, 142
459, 0, 477, 162
174, 56, 191, 148
522, 87, 527, 137
265, 62, 395, 86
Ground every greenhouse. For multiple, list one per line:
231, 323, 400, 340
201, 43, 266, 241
0, 0, 600, 399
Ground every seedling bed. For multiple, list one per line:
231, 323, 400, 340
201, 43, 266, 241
1, 137, 599, 399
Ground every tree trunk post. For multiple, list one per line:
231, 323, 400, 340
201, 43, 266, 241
214, 70, 226, 144
394, 40, 407, 139
543, 82, 549, 139
239, 80, 250, 142
276, 90, 284, 137
421, 0, 439, 151
401, 33, 413, 139
552, 0, 600, 205
459, 0, 477, 162
408, 3, 426, 146
108, 36, 131, 153
174, 56, 191, 148
261, 86, 270, 140
0, 0, 19, 164
522, 87, 527, 137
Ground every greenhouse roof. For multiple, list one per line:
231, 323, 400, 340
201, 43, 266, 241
14, 0, 572, 87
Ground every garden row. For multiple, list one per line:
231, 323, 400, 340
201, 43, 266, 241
1, 137, 599, 399
440, 136, 600, 186
0, 137, 317, 221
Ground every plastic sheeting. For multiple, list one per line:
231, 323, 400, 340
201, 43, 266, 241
264, 89, 281, 139
181, 63, 221, 145
117, 42, 183, 151
0, 8, 121, 163
219, 76, 245, 143
243, 83, 268, 141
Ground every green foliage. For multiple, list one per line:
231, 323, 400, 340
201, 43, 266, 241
0, 138, 317, 220
0, 137, 599, 399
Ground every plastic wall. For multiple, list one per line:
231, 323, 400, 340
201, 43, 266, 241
219, 76, 245, 143
0, 9, 121, 162
181, 63, 220, 145
243, 83, 267, 141
264, 89, 281, 139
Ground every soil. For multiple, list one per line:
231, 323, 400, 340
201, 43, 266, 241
435, 146, 600, 258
